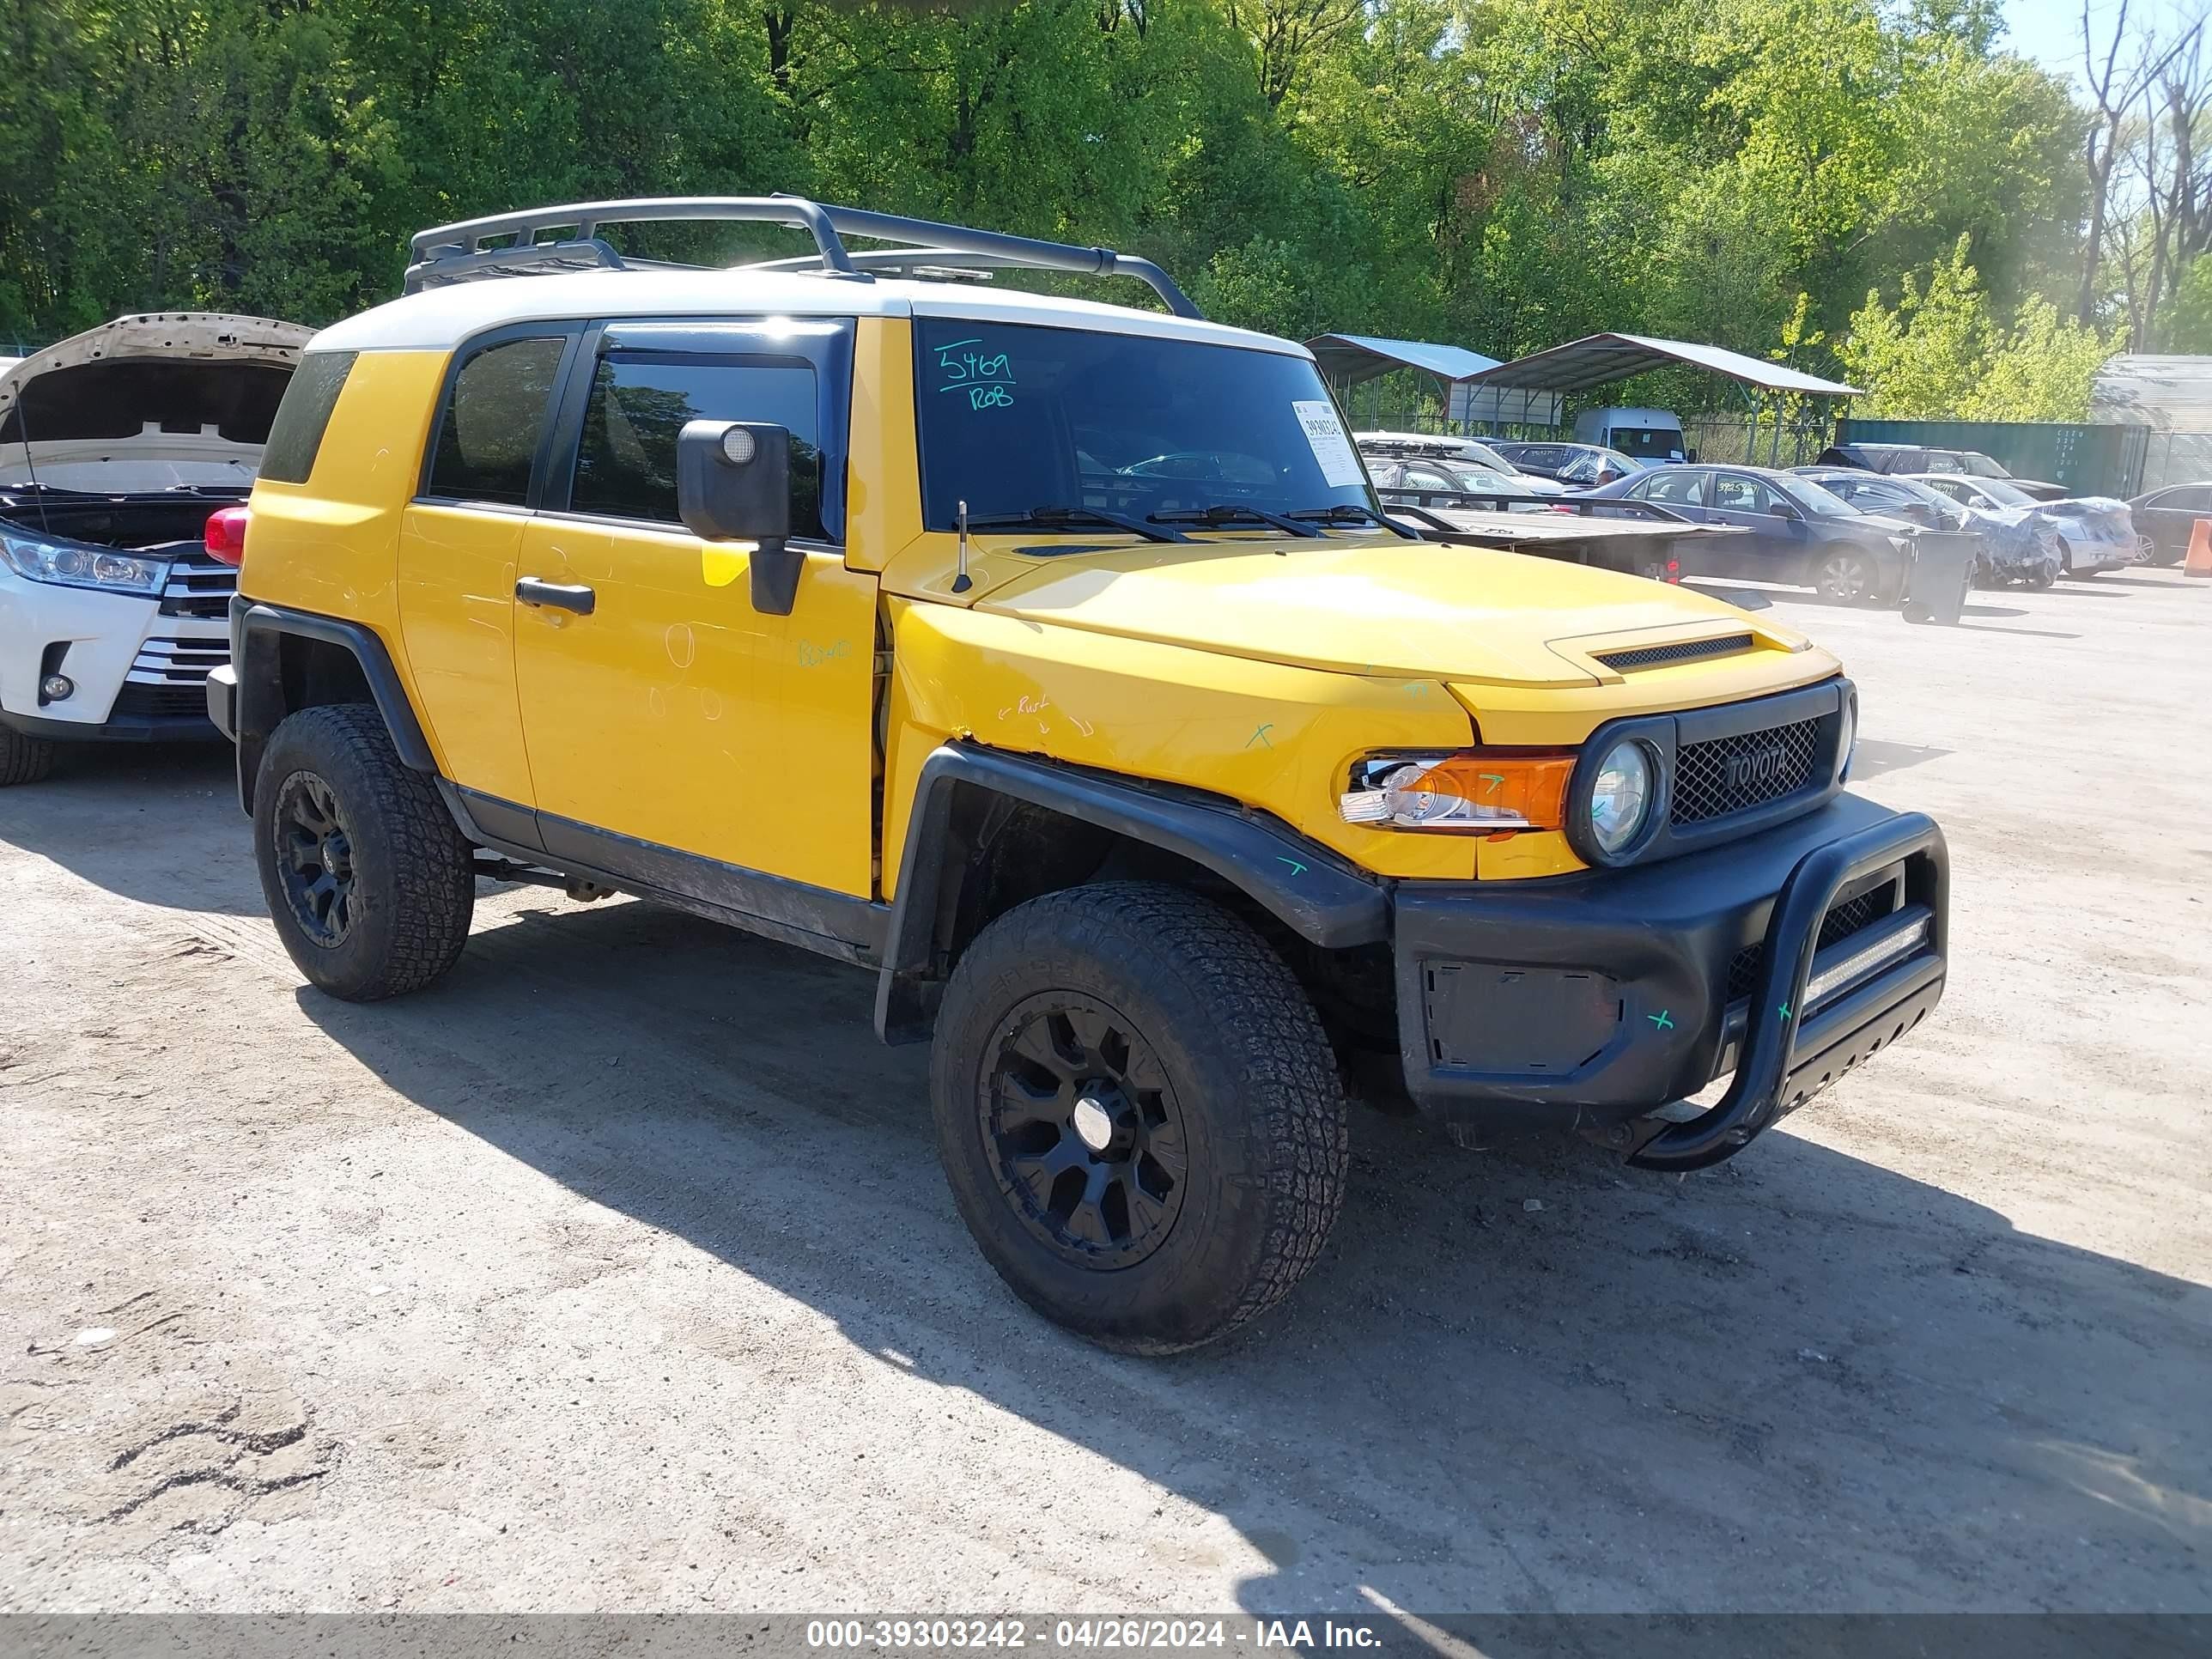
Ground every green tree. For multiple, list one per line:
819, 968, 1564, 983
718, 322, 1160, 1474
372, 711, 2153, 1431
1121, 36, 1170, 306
1839, 237, 2124, 420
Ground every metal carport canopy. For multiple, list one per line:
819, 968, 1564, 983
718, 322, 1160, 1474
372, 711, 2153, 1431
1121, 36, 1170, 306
1305, 333, 1502, 388
1465, 331, 1858, 398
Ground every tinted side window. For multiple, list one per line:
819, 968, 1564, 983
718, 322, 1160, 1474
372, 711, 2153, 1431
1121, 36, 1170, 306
1641, 469, 1706, 507
425, 335, 568, 506
258, 350, 357, 484
568, 353, 823, 538
1712, 475, 1773, 514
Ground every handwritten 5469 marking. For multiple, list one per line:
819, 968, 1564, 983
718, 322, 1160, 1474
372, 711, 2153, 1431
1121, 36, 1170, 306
934, 337, 1015, 410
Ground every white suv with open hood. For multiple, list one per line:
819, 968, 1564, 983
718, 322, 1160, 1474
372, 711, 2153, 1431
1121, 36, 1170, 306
0, 313, 309, 782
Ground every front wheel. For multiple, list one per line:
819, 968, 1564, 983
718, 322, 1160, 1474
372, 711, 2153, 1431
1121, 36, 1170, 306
253, 702, 475, 1000
930, 882, 1350, 1353
1814, 546, 1883, 604
0, 726, 54, 787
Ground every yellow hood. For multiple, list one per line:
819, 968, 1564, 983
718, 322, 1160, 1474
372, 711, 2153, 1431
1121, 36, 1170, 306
974, 538, 1810, 688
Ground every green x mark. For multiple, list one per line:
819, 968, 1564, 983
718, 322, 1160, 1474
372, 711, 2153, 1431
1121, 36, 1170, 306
1778, 1002, 1793, 1020
1647, 1011, 1674, 1031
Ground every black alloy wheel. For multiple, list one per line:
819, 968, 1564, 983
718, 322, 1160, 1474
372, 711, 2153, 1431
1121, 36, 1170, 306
983, 994, 1188, 1267
276, 771, 358, 946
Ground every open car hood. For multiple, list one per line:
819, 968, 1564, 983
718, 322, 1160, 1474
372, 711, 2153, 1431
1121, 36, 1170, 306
0, 313, 310, 491
975, 537, 1821, 689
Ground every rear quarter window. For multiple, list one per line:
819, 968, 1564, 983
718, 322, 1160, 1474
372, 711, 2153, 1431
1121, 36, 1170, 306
248, 350, 357, 484
424, 334, 570, 506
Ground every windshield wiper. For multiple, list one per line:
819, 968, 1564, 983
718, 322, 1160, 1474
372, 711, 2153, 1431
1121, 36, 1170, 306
1147, 503, 1322, 538
965, 506, 1188, 544
1285, 502, 1420, 539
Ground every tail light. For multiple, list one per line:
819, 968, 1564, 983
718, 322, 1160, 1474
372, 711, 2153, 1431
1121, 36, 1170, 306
1666, 557, 1681, 583
204, 505, 250, 567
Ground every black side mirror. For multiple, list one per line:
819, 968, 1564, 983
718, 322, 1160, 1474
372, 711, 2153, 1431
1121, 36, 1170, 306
1772, 500, 1802, 521
677, 420, 801, 616
1684, 448, 1698, 464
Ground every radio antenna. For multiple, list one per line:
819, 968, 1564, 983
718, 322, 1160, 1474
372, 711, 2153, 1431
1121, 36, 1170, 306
953, 498, 972, 593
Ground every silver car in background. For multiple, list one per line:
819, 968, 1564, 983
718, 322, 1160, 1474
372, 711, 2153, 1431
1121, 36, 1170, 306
1906, 473, 2140, 577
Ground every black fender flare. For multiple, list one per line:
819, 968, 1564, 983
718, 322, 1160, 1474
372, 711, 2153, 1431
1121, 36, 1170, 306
229, 599, 435, 811
872, 743, 1389, 1043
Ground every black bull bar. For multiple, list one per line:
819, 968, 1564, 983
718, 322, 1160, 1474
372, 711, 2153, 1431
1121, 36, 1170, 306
1622, 811, 1948, 1171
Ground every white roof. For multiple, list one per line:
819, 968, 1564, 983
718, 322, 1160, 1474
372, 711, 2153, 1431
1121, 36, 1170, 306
313, 269, 1307, 358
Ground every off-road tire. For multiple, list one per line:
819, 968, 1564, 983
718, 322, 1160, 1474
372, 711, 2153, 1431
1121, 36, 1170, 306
930, 881, 1350, 1354
253, 702, 474, 1000
0, 726, 54, 787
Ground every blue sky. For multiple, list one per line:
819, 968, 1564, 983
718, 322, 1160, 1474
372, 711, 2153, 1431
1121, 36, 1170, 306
2001, 0, 2191, 87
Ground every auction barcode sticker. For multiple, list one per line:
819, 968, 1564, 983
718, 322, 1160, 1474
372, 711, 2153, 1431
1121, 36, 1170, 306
1291, 400, 1365, 489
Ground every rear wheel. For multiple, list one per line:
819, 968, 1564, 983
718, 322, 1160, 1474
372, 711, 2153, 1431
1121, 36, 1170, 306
253, 703, 475, 1000
930, 882, 1349, 1353
0, 726, 54, 787
2143, 534, 2184, 567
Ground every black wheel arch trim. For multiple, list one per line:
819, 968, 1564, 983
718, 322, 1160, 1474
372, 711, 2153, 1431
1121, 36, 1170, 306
228, 596, 436, 812
873, 742, 1389, 1044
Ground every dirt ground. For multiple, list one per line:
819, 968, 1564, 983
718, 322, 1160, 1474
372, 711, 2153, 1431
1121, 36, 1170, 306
1, 568, 2207, 1620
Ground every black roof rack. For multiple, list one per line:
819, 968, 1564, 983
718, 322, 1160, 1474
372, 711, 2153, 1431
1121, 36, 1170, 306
403, 194, 1200, 319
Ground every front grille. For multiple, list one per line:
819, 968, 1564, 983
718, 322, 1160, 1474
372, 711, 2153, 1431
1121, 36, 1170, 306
158, 555, 237, 619
1725, 945, 1764, 1004
110, 682, 213, 720
1673, 717, 1821, 825
1596, 633, 1754, 672
128, 635, 229, 686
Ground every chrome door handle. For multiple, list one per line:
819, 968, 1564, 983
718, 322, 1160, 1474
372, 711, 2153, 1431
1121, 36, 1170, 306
516, 577, 595, 616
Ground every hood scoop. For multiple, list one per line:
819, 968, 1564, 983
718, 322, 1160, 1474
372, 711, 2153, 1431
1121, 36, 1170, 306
1593, 633, 1755, 672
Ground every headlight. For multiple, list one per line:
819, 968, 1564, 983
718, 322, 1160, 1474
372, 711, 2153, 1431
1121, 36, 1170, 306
1837, 696, 1857, 782
0, 532, 168, 596
1340, 750, 1575, 832
1586, 738, 1654, 855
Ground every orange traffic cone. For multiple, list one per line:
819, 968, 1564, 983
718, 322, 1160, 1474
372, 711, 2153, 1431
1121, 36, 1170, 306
2187, 517, 2212, 578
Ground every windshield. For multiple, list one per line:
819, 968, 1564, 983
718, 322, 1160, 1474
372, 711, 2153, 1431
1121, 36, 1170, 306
1443, 463, 1516, 492
914, 319, 1374, 532
1877, 476, 1967, 517
1972, 477, 2038, 507
1609, 427, 1685, 460
1778, 477, 1863, 518
1456, 440, 1521, 474
1960, 453, 2011, 478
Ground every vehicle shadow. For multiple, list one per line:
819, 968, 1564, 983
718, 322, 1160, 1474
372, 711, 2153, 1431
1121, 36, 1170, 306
294, 896, 2211, 1617
0, 742, 258, 915
1846, 738, 1954, 781
1959, 623, 2086, 640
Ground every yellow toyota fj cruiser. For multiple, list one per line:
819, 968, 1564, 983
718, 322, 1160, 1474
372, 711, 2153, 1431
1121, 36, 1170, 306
209, 198, 1948, 1352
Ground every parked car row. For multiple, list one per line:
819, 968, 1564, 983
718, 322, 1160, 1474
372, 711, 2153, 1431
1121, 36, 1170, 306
1795, 468, 2062, 588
